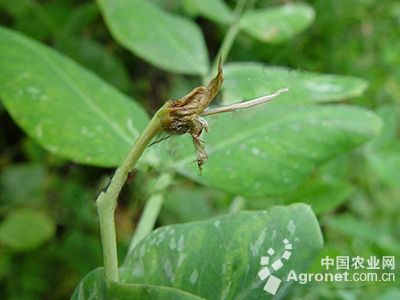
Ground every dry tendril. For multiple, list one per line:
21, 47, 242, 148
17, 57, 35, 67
157, 58, 288, 173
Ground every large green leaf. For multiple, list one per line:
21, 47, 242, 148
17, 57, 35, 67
72, 268, 205, 300
158, 104, 381, 197
0, 209, 55, 252
239, 3, 315, 44
159, 185, 220, 225
120, 203, 322, 299
182, 0, 233, 24
282, 156, 353, 214
0, 27, 149, 167
97, 0, 209, 75
284, 178, 352, 214
245, 158, 352, 214
222, 63, 368, 104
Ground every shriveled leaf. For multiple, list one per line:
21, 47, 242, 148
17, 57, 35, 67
158, 104, 381, 197
159, 58, 223, 171
240, 3, 315, 44
121, 203, 323, 299
97, 0, 209, 75
72, 268, 205, 300
182, 0, 233, 24
0, 209, 55, 252
222, 63, 368, 104
0, 27, 149, 167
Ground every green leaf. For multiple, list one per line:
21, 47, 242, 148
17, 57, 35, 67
239, 3, 315, 44
159, 104, 381, 197
97, 0, 209, 75
182, 0, 233, 24
72, 268, 205, 300
244, 157, 352, 213
121, 203, 322, 299
284, 178, 352, 214
55, 35, 131, 92
0, 27, 149, 167
222, 63, 368, 104
281, 156, 353, 214
324, 215, 400, 254
324, 214, 382, 243
0, 209, 55, 252
159, 185, 219, 225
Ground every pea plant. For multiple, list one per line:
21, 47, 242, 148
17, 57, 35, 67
0, 0, 382, 299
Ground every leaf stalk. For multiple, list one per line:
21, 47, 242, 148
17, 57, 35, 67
95, 105, 165, 282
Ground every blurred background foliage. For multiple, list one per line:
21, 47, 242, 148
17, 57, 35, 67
0, 0, 399, 299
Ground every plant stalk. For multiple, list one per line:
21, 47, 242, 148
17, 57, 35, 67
96, 107, 164, 282
127, 172, 172, 255
128, 193, 164, 253
206, 0, 247, 83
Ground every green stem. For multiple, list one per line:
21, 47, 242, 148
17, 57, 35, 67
229, 196, 246, 213
96, 107, 164, 282
127, 173, 172, 255
128, 193, 164, 252
205, 0, 247, 83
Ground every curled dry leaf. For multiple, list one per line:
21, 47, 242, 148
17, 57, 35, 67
158, 58, 223, 172
157, 58, 288, 173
